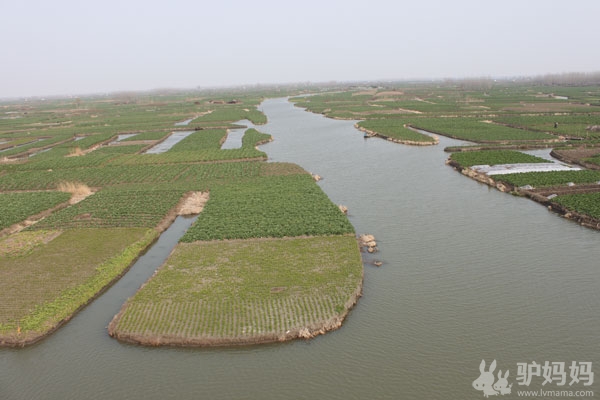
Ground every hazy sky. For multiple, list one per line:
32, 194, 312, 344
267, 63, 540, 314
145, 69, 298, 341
2, 0, 599, 98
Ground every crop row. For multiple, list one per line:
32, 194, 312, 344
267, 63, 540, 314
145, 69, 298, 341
552, 192, 600, 219
0, 191, 71, 230
32, 188, 186, 229
408, 118, 555, 142
181, 175, 354, 241
449, 150, 549, 167
0, 228, 154, 336
493, 114, 600, 139
110, 236, 362, 342
169, 129, 227, 151
0, 161, 306, 191
191, 107, 267, 126
493, 170, 600, 188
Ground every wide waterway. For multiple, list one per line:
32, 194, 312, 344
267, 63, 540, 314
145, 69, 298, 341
1, 97, 598, 399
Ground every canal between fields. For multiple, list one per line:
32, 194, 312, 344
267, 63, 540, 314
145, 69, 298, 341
1, 97, 598, 400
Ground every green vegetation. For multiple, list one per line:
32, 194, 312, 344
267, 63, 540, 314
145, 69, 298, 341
494, 114, 600, 140
181, 175, 354, 241
109, 235, 363, 345
408, 118, 555, 142
0, 191, 71, 230
3, 81, 599, 346
552, 193, 600, 219
357, 120, 435, 143
0, 228, 155, 341
449, 150, 549, 167
492, 170, 600, 188
0, 89, 361, 346
33, 188, 186, 229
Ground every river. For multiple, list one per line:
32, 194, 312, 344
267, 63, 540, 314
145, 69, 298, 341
0, 98, 598, 399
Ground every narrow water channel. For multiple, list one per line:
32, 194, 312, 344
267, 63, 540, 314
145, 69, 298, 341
221, 119, 256, 149
0, 98, 598, 400
144, 131, 194, 154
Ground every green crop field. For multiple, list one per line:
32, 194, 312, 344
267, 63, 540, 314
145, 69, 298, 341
109, 235, 363, 346
181, 175, 354, 241
552, 192, 600, 219
0, 228, 156, 341
357, 120, 436, 143
3, 81, 598, 347
32, 188, 186, 229
493, 170, 600, 188
449, 150, 549, 167
407, 118, 555, 142
0, 191, 71, 230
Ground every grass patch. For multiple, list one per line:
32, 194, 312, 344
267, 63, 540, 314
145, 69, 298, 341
109, 235, 363, 345
0, 228, 156, 343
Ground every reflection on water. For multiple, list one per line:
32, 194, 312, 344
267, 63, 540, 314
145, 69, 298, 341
1, 98, 598, 400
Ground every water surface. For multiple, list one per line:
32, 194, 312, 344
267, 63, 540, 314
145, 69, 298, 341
144, 131, 193, 154
1, 98, 598, 400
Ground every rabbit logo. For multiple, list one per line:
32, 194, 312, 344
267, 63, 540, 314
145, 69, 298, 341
473, 360, 512, 397
494, 370, 512, 395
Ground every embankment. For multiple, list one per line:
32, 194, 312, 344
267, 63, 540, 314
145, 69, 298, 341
446, 158, 600, 231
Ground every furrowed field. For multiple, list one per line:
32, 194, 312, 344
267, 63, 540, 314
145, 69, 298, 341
449, 150, 549, 167
3, 81, 599, 347
0, 89, 365, 346
109, 236, 363, 345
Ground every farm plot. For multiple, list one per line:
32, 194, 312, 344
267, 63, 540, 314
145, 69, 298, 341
408, 118, 556, 142
552, 192, 600, 219
109, 235, 363, 346
492, 170, 600, 188
0, 191, 71, 231
181, 175, 355, 241
0, 227, 155, 344
0, 164, 191, 190
449, 150, 549, 167
32, 187, 186, 229
356, 120, 436, 144
110, 129, 271, 165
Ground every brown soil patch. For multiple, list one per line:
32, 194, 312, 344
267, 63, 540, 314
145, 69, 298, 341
109, 140, 157, 146
57, 181, 94, 204
372, 90, 404, 98
503, 102, 587, 113
551, 147, 600, 170
155, 191, 210, 232
352, 89, 377, 96
177, 192, 209, 215
0, 230, 62, 257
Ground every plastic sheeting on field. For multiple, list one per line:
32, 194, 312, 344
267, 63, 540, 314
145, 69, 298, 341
471, 163, 582, 175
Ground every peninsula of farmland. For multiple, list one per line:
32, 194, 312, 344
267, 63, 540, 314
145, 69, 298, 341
0, 90, 363, 346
